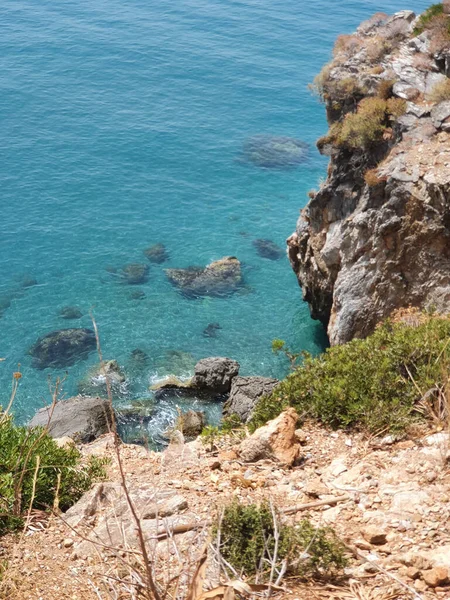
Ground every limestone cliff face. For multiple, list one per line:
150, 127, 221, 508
289, 9, 450, 345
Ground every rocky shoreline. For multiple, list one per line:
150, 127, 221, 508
28, 356, 279, 445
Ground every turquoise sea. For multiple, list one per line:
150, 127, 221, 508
1, 0, 427, 439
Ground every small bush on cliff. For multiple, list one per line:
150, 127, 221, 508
428, 78, 450, 102
250, 316, 450, 434
215, 500, 347, 580
364, 167, 386, 187
333, 96, 406, 149
0, 414, 106, 534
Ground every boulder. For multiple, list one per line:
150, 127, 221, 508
176, 410, 206, 439
165, 257, 243, 298
253, 239, 284, 261
236, 407, 301, 466
78, 360, 127, 398
431, 101, 450, 131
143, 243, 169, 264
223, 376, 279, 423
29, 328, 96, 369
69, 485, 190, 554
191, 357, 240, 393
28, 395, 113, 442
119, 263, 149, 285
242, 135, 309, 169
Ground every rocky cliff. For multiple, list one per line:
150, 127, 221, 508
288, 8, 450, 344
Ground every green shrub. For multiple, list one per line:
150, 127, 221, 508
0, 414, 107, 534
215, 500, 347, 579
250, 317, 450, 434
330, 96, 406, 149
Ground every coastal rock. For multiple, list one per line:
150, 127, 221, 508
29, 328, 96, 369
78, 360, 127, 398
143, 243, 169, 264
59, 306, 83, 320
119, 263, 149, 285
165, 257, 243, 298
242, 135, 308, 169
253, 239, 284, 260
175, 410, 206, 439
191, 357, 240, 393
28, 395, 113, 443
223, 376, 279, 423
288, 13, 450, 344
237, 407, 301, 465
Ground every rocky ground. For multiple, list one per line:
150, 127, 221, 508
2, 410, 450, 600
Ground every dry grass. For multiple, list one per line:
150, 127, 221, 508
364, 168, 386, 187
427, 78, 450, 103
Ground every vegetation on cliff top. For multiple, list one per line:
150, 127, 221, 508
250, 316, 450, 434
0, 413, 106, 534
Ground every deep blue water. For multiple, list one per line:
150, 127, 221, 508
0, 0, 427, 437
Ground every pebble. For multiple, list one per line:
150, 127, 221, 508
362, 525, 387, 545
422, 567, 449, 588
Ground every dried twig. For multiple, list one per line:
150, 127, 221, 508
282, 495, 350, 515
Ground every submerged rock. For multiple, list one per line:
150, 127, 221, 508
29, 328, 96, 369
192, 357, 240, 394
59, 306, 83, 320
119, 263, 149, 285
129, 348, 149, 366
253, 239, 284, 260
165, 256, 243, 298
223, 376, 280, 423
242, 135, 308, 169
202, 322, 222, 338
0, 295, 12, 318
28, 396, 113, 443
20, 276, 38, 288
129, 289, 146, 300
143, 243, 169, 264
78, 360, 127, 398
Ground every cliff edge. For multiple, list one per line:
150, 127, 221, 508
288, 8, 450, 344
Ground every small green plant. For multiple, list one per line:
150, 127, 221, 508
200, 425, 219, 451
220, 413, 243, 433
0, 414, 107, 534
272, 339, 304, 371
215, 500, 347, 580
251, 316, 450, 434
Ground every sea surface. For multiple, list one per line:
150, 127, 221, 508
0, 0, 428, 441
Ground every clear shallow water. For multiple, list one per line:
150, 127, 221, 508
0, 0, 428, 437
